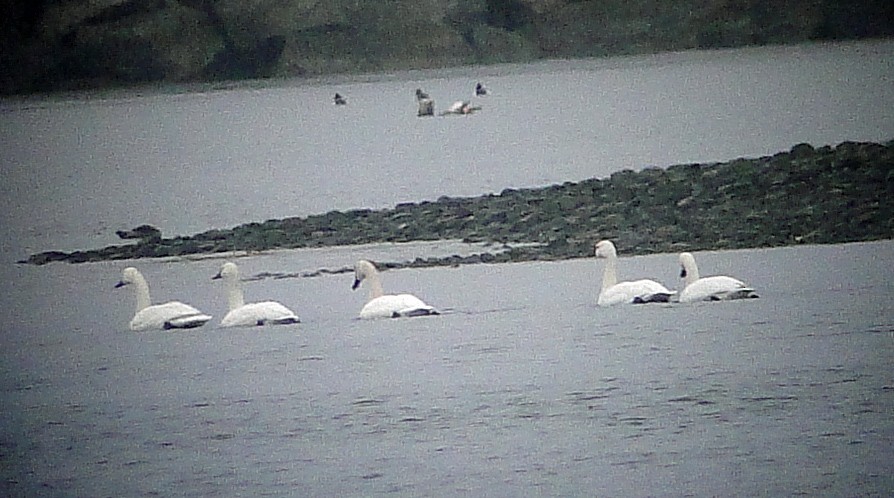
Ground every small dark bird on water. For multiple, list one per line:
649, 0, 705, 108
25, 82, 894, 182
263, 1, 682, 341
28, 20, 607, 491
416, 88, 434, 117
334, 93, 347, 105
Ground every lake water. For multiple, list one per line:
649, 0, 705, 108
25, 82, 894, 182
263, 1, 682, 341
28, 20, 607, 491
1, 241, 892, 497
1, 40, 893, 496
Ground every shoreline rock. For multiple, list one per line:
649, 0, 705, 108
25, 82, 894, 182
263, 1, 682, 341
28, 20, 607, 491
21, 139, 894, 268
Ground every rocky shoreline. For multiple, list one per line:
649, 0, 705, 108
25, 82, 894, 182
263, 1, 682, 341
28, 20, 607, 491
22, 139, 894, 270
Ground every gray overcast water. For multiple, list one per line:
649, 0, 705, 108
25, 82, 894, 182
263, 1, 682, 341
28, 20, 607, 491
1, 40, 893, 496
1, 241, 892, 496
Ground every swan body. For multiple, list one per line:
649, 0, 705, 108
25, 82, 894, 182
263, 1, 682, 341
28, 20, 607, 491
359, 294, 436, 319
116, 267, 211, 331
213, 262, 299, 327
594, 240, 674, 306
441, 100, 481, 115
352, 260, 439, 319
678, 252, 759, 303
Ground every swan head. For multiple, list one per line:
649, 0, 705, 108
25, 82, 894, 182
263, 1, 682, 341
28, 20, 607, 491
116, 267, 141, 288
352, 260, 377, 290
594, 240, 617, 259
415, 88, 429, 101
213, 262, 239, 281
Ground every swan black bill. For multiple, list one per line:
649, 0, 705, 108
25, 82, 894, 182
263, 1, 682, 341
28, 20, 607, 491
352, 279, 361, 290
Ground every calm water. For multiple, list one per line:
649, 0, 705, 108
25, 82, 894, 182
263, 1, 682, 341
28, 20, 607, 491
1, 241, 892, 497
1, 40, 893, 260
1, 40, 894, 496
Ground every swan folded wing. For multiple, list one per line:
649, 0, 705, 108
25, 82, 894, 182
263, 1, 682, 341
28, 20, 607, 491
360, 294, 438, 319
131, 301, 211, 331
632, 291, 676, 304
221, 301, 300, 327
599, 280, 672, 306
394, 305, 440, 318
164, 313, 213, 329
681, 276, 758, 302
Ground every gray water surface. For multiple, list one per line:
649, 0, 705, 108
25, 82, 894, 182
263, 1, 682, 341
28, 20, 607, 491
1, 241, 892, 497
1, 40, 893, 497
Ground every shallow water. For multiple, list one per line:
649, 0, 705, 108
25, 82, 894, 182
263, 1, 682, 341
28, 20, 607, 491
1, 241, 892, 497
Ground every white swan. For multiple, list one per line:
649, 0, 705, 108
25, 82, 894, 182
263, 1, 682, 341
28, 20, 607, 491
351, 260, 439, 319
678, 252, 759, 302
594, 240, 674, 306
212, 262, 300, 327
440, 100, 481, 115
115, 267, 212, 331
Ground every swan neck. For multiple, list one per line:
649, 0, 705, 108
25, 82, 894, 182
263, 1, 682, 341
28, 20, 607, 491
133, 273, 151, 312
683, 258, 700, 287
602, 254, 618, 290
226, 276, 245, 311
367, 272, 385, 300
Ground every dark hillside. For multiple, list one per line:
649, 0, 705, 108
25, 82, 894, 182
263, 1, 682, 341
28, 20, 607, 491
2, 0, 893, 95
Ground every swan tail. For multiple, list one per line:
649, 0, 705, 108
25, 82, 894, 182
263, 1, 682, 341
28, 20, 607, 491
269, 316, 301, 325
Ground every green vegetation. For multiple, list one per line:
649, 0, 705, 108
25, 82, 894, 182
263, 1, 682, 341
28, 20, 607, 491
23, 139, 894, 267
2, 0, 893, 95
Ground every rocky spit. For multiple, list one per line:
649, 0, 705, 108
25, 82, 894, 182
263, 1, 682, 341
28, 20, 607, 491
22, 140, 894, 274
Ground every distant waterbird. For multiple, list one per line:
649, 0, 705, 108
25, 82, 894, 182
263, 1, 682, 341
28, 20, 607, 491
440, 100, 481, 116
594, 240, 674, 306
415, 88, 434, 117
678, 252, 759, 302
212, 262, 300, 327
116, 267, 212, 330
352, 260, 439, 319
334, 93, 347, 105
